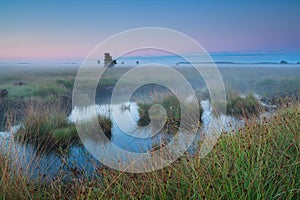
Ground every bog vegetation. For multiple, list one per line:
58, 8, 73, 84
0, 66, 299, 199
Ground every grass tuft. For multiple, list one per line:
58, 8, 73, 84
16, 102, 79, 153
227, 92, 263, 118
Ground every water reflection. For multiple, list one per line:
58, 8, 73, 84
0, 100, 246, 179
201, 100, 245, 134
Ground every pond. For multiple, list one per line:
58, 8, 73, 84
0, 99, 246, 179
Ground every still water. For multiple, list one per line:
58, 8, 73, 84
0, 100, 244, 179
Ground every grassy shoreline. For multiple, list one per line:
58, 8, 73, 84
0, 101, 299, 199
0, 66, 299, 199
14, 101, 113, 154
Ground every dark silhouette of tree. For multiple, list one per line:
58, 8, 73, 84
104, 53, 117, 67
111, 59, 117, 67
136, 61, 139, 65
97, 60, 101, 64
280, 60, 288, 64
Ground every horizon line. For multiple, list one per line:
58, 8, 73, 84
0, 51, 299, 63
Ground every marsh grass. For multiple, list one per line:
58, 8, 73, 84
16, 102, 79, 153
80, 100, 300, 199
1, 81, 67, 100
15, 101, 113, 154
0, 66, 299, 199
137, 96, 182, 133
226, 92, 263, 118
137, 95, 203, 133
137, 102, 152, 126
56, 78, 75, 89
0, 100, 299, 199
97, 115, 113, 140
255, 78, 300, 100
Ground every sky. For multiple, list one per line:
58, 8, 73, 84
1, 0, 300, 61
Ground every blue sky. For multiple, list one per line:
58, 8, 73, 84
1, 0, 300, 61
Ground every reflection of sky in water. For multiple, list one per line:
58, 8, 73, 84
0, 137, 101, 180
69, 102, 173, 153
201, 100, 245, 134
1, 100, 246, 178
69, 101, 244, 153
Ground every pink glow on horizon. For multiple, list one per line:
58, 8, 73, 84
0, 42, 90, 61
0, 41, 202, 61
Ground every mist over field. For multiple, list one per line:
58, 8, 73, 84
1, 0, 300, 199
